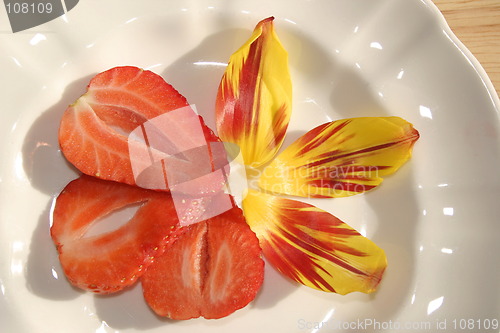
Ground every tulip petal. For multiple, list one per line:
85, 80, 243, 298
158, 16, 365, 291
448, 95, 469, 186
242, 190, 386, 294
259, 117, 419, 198
216, 17, 292, 167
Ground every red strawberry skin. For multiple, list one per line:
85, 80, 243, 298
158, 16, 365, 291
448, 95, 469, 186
58, 66, 220, 188
50, 175, 183, 294
141, 206, 264, 319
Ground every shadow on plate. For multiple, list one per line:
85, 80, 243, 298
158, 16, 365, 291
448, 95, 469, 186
161, 28, 252, 131
93, 283, 172, 330
25, 199, 83, 301
363, 164, 419, 323
21, 74, 93, 196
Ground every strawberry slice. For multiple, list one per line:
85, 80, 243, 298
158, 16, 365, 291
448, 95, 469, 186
141, 222, 208, 319
202, 209, 264, 319
50, 175, 184, 294
141, 206, 264, 319
58, 66, 220, 188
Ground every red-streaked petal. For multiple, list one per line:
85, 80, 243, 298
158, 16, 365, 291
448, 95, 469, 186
216, 17, 292, 167
259, 117, 419, 198
242, 190, 386, 294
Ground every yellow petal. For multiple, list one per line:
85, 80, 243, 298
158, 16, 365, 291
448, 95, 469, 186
259, 117, 419, 198
242, 190, 386, 294
216, 17, 292, 167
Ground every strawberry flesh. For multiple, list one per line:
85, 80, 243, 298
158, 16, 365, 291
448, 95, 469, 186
141, 206, 264, 319
50, 175, 184, 294
58, 66, 220, 188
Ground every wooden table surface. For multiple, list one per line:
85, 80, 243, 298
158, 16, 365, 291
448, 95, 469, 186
433, 0, 500, 100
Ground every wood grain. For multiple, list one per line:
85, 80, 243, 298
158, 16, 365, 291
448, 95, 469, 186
433, 0, 500, 99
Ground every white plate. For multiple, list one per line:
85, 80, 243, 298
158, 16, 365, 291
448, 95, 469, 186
1, 0, 499, 332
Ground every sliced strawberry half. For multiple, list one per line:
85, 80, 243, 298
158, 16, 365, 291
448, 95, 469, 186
140, 222, 208, 319
58, 66, 221, 188
141, 206, 264, 319
50, 175, 184, 294
202, 209, 264, 319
